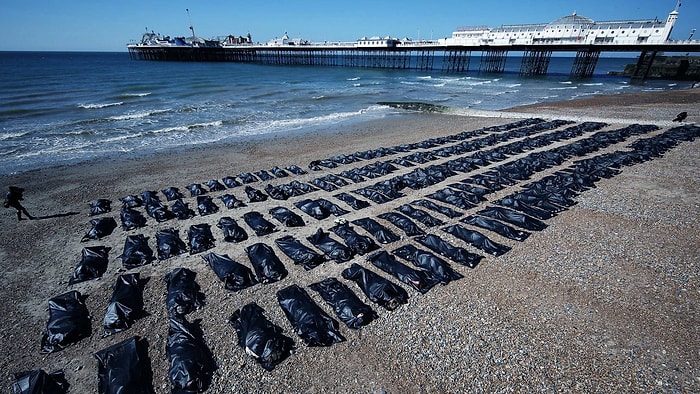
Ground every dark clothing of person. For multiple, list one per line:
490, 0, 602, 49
5, 186, 33, 221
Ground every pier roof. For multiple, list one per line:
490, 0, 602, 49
549, 13, 595, 26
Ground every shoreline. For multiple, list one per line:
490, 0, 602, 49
3, 86, 698, 183
1, 87, 699, 393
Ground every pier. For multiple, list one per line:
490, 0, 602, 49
128, 7, 700, 80
128, 42, 700, 79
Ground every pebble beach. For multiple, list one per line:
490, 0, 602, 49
1, 87, 698, 393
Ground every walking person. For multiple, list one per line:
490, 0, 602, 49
4, 186, 34, 221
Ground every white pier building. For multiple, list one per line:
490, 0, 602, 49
440, 8, 678, 47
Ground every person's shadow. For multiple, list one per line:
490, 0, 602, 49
34, 211, 81, 220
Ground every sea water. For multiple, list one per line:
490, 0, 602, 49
0, 51, 691, 175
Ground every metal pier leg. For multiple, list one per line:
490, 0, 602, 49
570, 49, 601, 78
479, 50, 508, 73
520, 50, 552, 76
350, 49, 356, 68
416, 49, 434, 71
630, 50, 658, 81
442, 50, 471, 72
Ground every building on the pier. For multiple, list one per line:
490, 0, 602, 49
223, 33, 252, 46
355, 36, 400, 48
440, 8, 678, 46
267, 32, 309, 46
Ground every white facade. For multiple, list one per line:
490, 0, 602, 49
355, 36, 399, 48
440, 9, 679, 47
267, 32, 309, 46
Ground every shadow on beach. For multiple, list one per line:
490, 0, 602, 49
33, 211, 81, 220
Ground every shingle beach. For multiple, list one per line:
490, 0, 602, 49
2, 88, 698, 393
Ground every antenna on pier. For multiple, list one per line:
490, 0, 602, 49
675, 1, 681, 11
186, 8, 196, 38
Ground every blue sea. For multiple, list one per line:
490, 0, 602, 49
0, 51, 691, 175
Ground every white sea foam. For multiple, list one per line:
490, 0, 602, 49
573, 91, 602, 97
486, 90, 519, 96
78, 102, 124, 109
151, 126, 190, 134
144, 121, 223, 136
249, 105, 386, 134
353, 81, 383, 86
0, 131, 30, 141
188, 121, 223, 129
101, 133, 143, 143
15, 142, 94, 158
347, 77, 360, 81
109, 112, 150, 121
461, 79, 493, 86
64, 130, 95, 136
122, 92, 152, 97
109, 109, 170, 121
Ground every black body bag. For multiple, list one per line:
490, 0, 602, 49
276, 284, 345, 346
156, 228, 188, 260
163, 268, 205, 317
94, 336, 154, 394
309, 277, 377, 329
41, 290, 91, 353
202, 252, 257, 291
68, 246, 110, 285
228, 302, 295, 371
274, 235, 326, 271
166, 317, 216, 393
245, 243, 288, 284
102, 273, 146, 336
366, 251, 439, 294
341, 263, 408, 311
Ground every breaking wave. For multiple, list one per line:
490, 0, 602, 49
78, 102, 124, 109
119, 92, 152, 98
109, 109, 171, 121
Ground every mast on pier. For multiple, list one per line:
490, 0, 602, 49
186, 8, 196, 39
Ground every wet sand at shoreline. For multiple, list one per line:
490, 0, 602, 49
1, 88, 698, 393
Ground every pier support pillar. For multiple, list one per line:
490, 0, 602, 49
479, 50, 508, 73
416, 49, 435, 70
570, 49, 601, 78
443, 49, 471, 72
520, 50, 552, 76
630, 50, 658, 81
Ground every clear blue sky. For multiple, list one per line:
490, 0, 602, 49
1, 0, 697, 52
